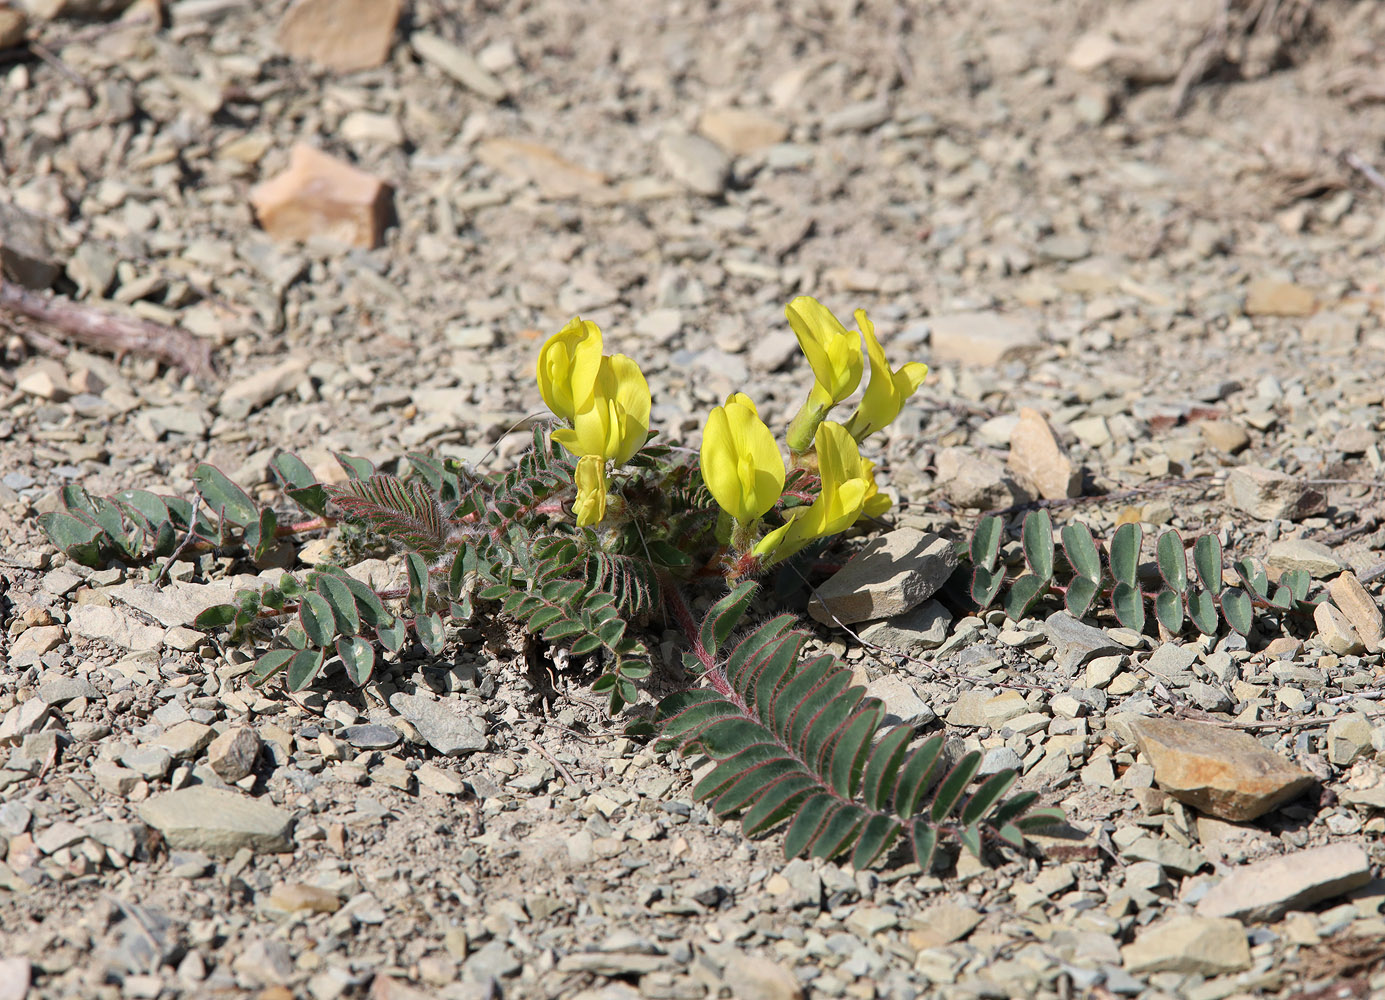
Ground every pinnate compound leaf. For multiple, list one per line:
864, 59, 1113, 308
192, 464, 258, 527
782, 794, 834, 859
851, 814, 902, 870
957, 823, 982, 860
960, 769, 1018, 826
1065, 575, 1099, 619
1221, 587, 1253, 636
860, 727, 913, 811
298, 592, 336, 647
1155, 590, 1184, 633
1109, 522, 1141, 586
911, 821, 938, 872
336, 636, 375, 686
1187, 588, 1219, 635
1060, 521, 1101, 582
700, 581, 757, 658
1022, 509, 1054, 580
893, 735, 945, 818
971, 515, 1002, 571
809, 805, 866, 860
1112, 582, 1145, 633
930, 751, 983, 822
829, 706, 884, 798
286, 648, 325, 692
1193, 533, 1222, 592
1156, 530, 1187, 592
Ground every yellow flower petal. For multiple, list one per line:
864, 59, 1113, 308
537, 317, 603, 422
843, 310, 928, 442
785, 296, 863, 407
758, 421, 868, 565
573, 455, 607, 527
700, 395, 785, 525
555, 353, 652, 464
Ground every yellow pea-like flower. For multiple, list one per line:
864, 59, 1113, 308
537, 317, 603, 422
861, 457, 892, 518
842, 309, 928, 443
756, 421, 869, 564
700, 393, 786, 527
572, 454, 608, 527
784, 296, 864, 453
552, 354, 652, 465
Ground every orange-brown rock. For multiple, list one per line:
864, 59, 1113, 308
0, 5, 27, 49
276, 0, 401, 73
1129, 716, 1314, 821
249, 144, 392, 249
1007, 407, 1081, 500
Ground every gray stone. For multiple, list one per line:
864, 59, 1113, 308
217, 357, 311, 420
339, 724, 402, 749
1266, 538, 1345, 578
863, 674, 935, 727
67, 603, 164, 652
821, 99, 891, 134
1043, 612, 1124, 673
929, 311, 1042, 366
1121, 916, 1250, 975
1225, 466, 1323, 521
1120, 834, 1206, 875
92, 759, 142, 797
857, 599, 952, 654
1326, 713, 1373, 767
35, 673, 98, 705
1142, 644, 1196, 685
121, 746, 173, 780
411, 32, 507, 101
1329, 572, 1383, 654
1315, 602, 1365, 655
207, 727, 261, 782
933, 447, 1025, 510
807, 529, 958, 626
138, 787, 294, 856
1008, 407, 1081, 500
658, 133, 731, 196
0, 699, 50, 746
389, 693, 487, 755
1195, 844, 1372, 922
0, 201, 62, 289
232, 938, 295, 986
156, 721, 214, 760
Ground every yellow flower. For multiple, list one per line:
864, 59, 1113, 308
700, 393, 786, 527
756, 421, 869, 564
861, 458, 892, 518
537, 317, 603, 422
572, 455, 607, 527
842, 310, 928, 442
553, 354, 651, 464
784, 296, 864, 452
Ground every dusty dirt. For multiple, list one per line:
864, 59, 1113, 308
3, 1, 1385, 999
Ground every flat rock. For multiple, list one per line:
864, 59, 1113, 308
250, 143, 393, 249
1244, 279, 1315, 317
720, 954, 803, 1000
1007, 407, 1081, 500
67, 602, 163, 651
807, 528, 958, 626
1329, 572, 1383, 653
1129, 716, 1314, 821
218, 357, 311, 419
0, 201, 62, 290
476, 138, 610, 200
1266, 538, 1344, 578
1043, 611, 1124, 673
1121, 915, 1250, 975
1325, 713, 1373, 767
1315, 602, 1365, 655
389, 693, 487, 755
1199, 420, 1251, 454
929, 311, 1042, 366
156, 721, 214, 760
208, 727, 261, 782
267, 882, 341, 913
36, 672, 96, 704
698, 108, 789, 155
1195, 843, 1372, 922
934, 447, 1026, 510
863, 674, 935, 727
1301, 310, 1360, 346
0, 958, 30, 1000
1225, 465, 1324, 521
412, 31, 507, 102
858, 599, 952, 654
339, 724, 402, 749
277, 0, 400, 72
658, 133, 731, 196
138, 787, 294, 856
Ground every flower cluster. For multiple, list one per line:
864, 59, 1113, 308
535, 296, 926, 568
536, 317, 651, 527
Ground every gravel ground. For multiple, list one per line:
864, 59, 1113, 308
3, 1, 1385, 999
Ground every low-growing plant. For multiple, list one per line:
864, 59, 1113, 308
44, 295, 1071, 868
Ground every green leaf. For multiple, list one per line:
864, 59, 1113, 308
910, 821, 938, 872
1282, 569, 1311, 604
569, 633, 602, 656
286, 648, 326, 691
1193, 533, 1222, 592
1269, 584, 1293, 610
316, 574, 360, 636
807, 805, 865, 860
1221, 587, 1253, 636
1109, 522, 1141, 587
1014, 807, 1066, 832
336, 637, 374, 686
860, 727, 913, 811
713, 759, 800, 814
1156, 530, 1187, 592
894, 735, 945, 818
1188, 588, 1219, 635
1155, 590, 1184, 633
298, 592, 336, 647
971, 515, 1003, 571
416, 612, 446, 655
988, 790, 1040, 830
700, 581, 758, 658
971, 566, 1003, 608
646, 540, 692, 568
1112, 581, 1145, 633
113, 489, 170, 528
960, 769, 1018, 826
930, 751, 982, 822
377, 618, 407, 653
1060, 521, 1101, 582
957, 823, 982, 859
1022, 509, 1054, 581
1004, 574, 1047, 621
850, 814, 901, 870
280, 573, 305, 601
194, 603, 238, 629
338, 576, 389, 627
741, 775, 817, 836
271, 451, 329, 515
38, 511, 104, 566
1065, 575, 1098, 619
828, 709, 882, 798
251, 649, 296, 684
334, 452, 376, 480
783, 794, 834, 859
192, 464, 258, 527
406, 552, 430, 617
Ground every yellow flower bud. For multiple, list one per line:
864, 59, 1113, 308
700, 393, 786, 527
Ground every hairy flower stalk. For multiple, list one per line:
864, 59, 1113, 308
783, 296, 864, 454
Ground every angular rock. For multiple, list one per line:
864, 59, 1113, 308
863, 674, 935, 727
389, 693, 487, 755
857, 599, 952, 654
929, 311, 1041, 366
412, 31, 507, 102
1266, 538, 1344, 578
1244, 279, 1315, 317
1195, 844, 1372, 922
1008, 408, 1081, 500
157, 721, 214, 760
1129, 716, 1314, 821
67, 602, 164, 651
267, 882, 341, 913
934, 447, 1025, 510
121, 746, 173, 780
0, 7, 26, 50
0, 201, 62, 290
35, 672, 96, 704
138, 787, 294, 856
0, 699, 50, 746
276, 0, 401, 72
207, 727, 261, 782
698, 108, 789, 155
1225, 466, 1324, 521
1329, 572, 1383, 654
658, 133, 731, 196
807, 528, 958, 626
1315, 602, 1365, 656
1302, 310, 1360, 347
1199, 420, 1251, 454
1325, 713, 1373, 768
217, 356, 311, 420
1121, 915, 1250, 975
92, 759, 142, 797
1043, 611, 1124, 673
249, 143, 393, 249
721, 954, 804, 1000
